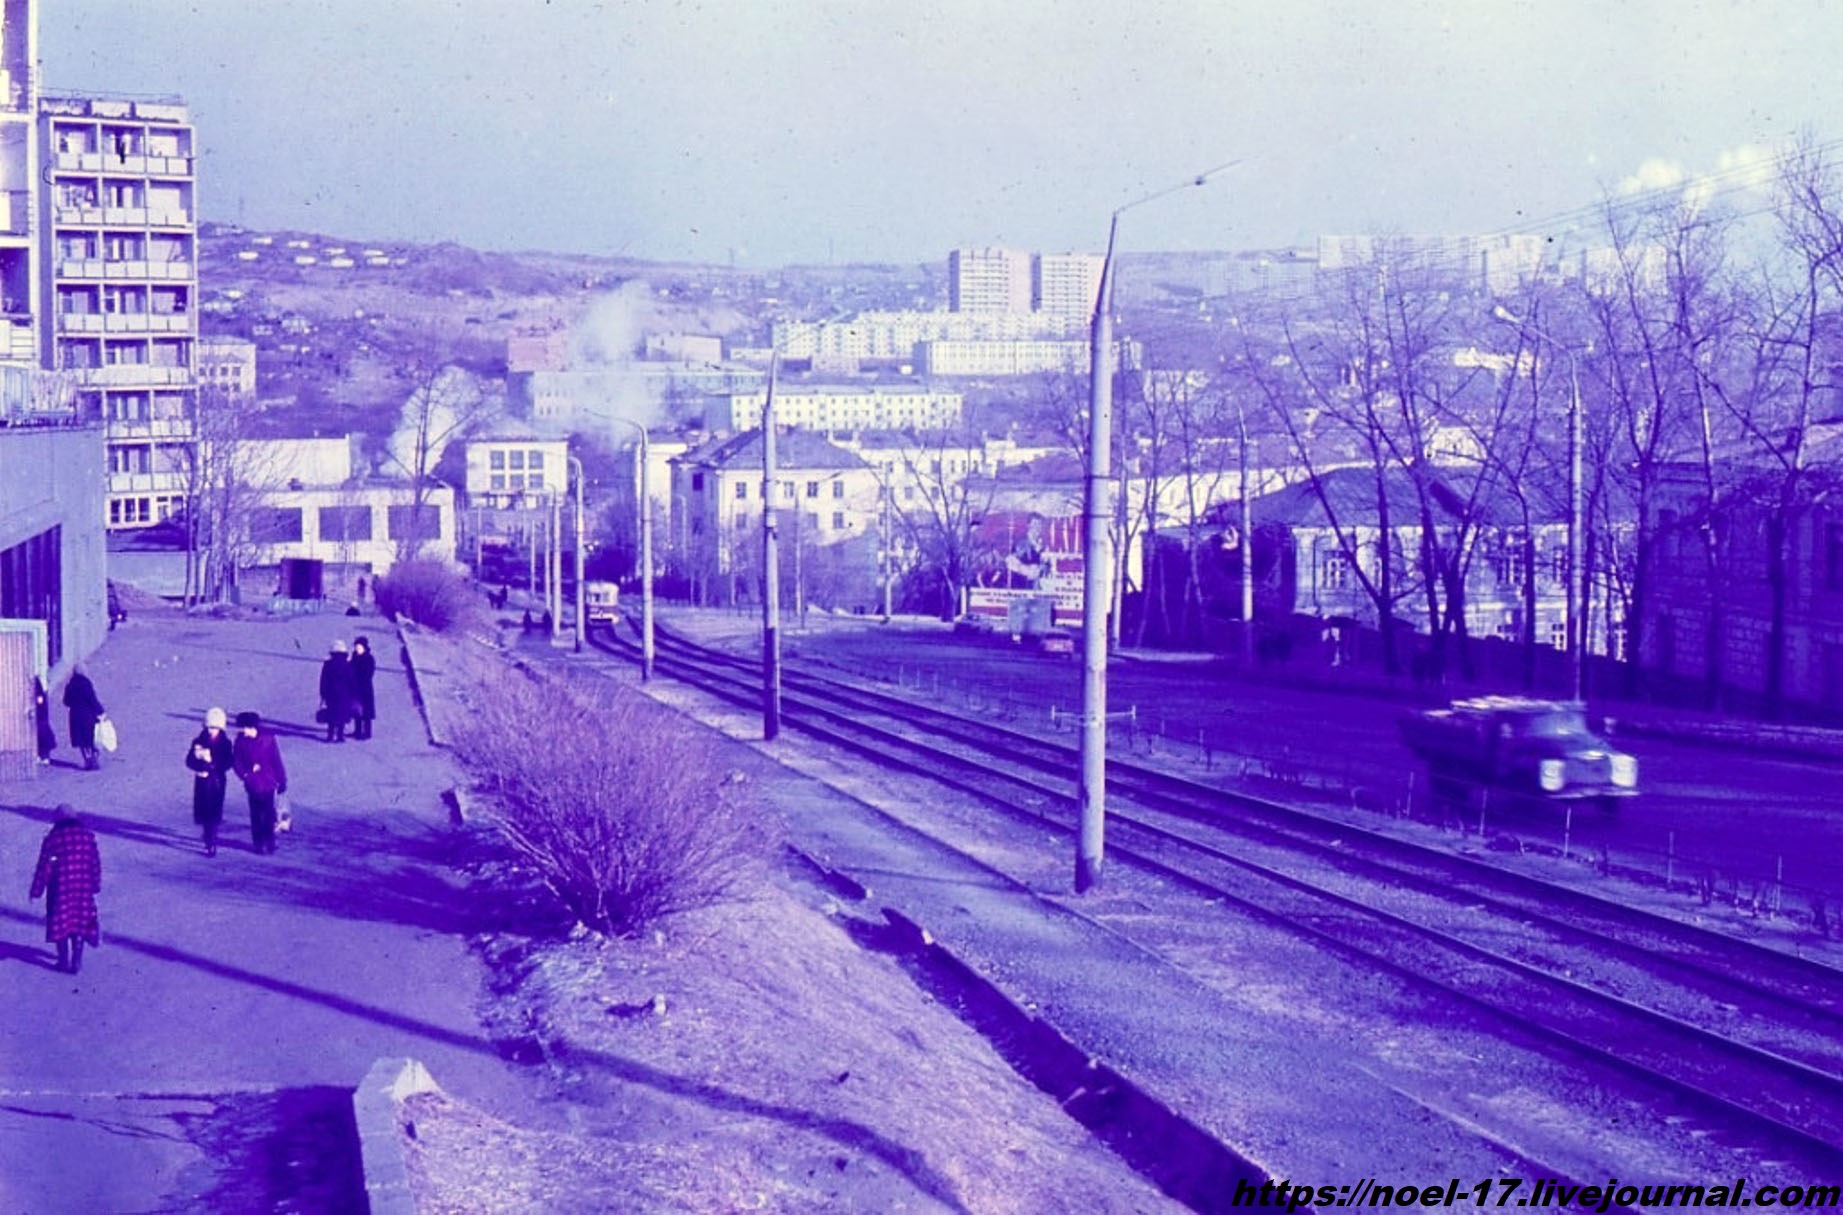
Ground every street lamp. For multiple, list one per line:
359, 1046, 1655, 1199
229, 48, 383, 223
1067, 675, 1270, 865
1494, 305, 1585, 703
568, 453, 586, 654
607, 420, 655, 681
1077, 159, 1239, 894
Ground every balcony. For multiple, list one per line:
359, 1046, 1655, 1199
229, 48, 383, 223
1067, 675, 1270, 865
53, 206, 106, 226
107, 418, 194, 442
0, 191, 26, 237
84, 364, 192, 387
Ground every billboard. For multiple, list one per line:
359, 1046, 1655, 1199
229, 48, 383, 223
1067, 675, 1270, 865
964, 511, 1086, 634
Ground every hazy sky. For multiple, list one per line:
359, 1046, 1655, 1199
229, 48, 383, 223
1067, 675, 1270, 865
40, 1, 1843, 267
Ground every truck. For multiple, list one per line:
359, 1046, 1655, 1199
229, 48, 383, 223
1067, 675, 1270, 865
1401, 696, 1638, 815
584, 580, 621, 626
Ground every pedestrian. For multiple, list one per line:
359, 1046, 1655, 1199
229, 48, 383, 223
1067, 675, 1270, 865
32, 676, 56, 766
232, 711, 287, 854
185, 707, 235, 857
29, 805, 101, 974
349, 635, 377, 740
62, 665, 106, 771
318, 639, 355, 743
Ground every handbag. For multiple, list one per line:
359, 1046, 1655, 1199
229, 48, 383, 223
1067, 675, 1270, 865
275, 793, 293, 833
314, 706, 330, 725
94, 717, 118, 753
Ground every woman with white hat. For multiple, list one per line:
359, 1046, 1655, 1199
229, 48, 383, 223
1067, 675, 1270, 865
184, 707, 236, 856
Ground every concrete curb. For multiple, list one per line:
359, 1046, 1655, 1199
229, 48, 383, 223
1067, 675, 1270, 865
353, 1056, 443, 1215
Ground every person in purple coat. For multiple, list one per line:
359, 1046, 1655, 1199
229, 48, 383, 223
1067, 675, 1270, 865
232, 711, 288, 854
29, 805, 102, 974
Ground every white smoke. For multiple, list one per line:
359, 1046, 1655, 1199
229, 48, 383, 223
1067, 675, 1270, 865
566, 281, 666, 441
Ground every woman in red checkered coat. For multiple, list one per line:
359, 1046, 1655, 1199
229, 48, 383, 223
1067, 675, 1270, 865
29, 805, 102, 974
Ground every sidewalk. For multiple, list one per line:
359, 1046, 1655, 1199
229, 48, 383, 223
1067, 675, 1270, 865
0, 604, 549, 1212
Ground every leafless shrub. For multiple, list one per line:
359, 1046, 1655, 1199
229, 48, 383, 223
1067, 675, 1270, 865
450, 657, 772, 936
377, 561, 479, 632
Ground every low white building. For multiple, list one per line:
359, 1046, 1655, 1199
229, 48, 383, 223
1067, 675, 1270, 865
708, 384, 964, 432
235, 437, 456, 588
463, 431, 569, 508
197, 335, 259, 398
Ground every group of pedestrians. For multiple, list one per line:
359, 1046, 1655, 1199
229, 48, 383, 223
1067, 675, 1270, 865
317, 635, 377, 743
24, 629, 382, 977
33, 666, 109, 771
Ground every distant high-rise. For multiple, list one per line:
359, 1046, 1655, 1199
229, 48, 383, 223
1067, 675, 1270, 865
1032, 252, 1105, 319
0, 0, 40, 373
948, 247, 1032, 314
40, 92, 200, 529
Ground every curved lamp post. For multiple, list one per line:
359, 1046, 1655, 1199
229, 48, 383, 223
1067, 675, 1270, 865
1077, 159, 1240, 893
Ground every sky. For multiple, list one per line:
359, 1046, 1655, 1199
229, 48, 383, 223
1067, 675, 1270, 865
38, 1, 1843, 268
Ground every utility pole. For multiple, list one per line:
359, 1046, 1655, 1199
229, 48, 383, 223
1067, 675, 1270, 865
761, 354, 782, 740
569, 453, 585, 654
549, 488, 563, 642
1076, 159, 1239, 894
1236, 396, 1254, 664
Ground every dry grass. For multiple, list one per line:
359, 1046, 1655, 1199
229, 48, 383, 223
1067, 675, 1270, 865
401, 879, 1182, 1214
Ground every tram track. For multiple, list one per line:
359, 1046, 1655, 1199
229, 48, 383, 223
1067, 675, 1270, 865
593, 620, 1843, 1169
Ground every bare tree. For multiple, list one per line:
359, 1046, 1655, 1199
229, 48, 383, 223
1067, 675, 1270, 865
179, 383, 289, 606
876, 427, 1001, 619
381, 346, 491, 563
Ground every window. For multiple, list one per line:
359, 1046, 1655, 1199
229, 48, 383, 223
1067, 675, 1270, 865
527, 451, 545, 470
490, 474, 506, 490
388, 505, 438, 542
1320, 550, 1350, 591
509, 451, 526, 470
527, 473, 545, 491
490, 450, 506, 470
317, 505, 373, 542
0, 526, 64, 667
735, 481, 747, 499
692, 473, 705, 491
250, 507, 303, 544
833, 480, 845, 499
806, 481, 819, 498
509, 474, 525, 490
832, 512, 846, 530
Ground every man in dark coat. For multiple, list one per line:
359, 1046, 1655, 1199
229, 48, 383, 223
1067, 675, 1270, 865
318, 639, 356, 743
62, 666, 106, 770
29, 805, 102, 973
185, 707, 236, 856
232, 711, 288, 854
349, 635, 378, 740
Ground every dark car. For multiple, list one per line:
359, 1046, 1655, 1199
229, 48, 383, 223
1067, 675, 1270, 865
1401, 696, 1638, 813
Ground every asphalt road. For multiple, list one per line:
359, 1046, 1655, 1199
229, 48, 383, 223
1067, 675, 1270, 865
773, 615, 1843, 907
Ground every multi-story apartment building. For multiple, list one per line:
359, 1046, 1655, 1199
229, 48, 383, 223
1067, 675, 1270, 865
0, 1, 36, 372
948, 247, 1032, 314
196, 334, 257, 398
40, 92, 198, 530
1032, 252, 1104, 319
707, 383, 965, 432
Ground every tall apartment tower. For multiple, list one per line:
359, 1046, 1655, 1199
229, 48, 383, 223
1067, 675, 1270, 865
39, 92, 199, 529
1033, 252, 1105, 319
948, 247, 1032, 314
0, 0, 40, 373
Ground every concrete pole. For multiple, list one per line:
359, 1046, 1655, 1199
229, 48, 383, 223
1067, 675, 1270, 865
1567, 356, 1584, 703
1077, 212, 1120, 893
1237, 397, 1254, 664
1076, 159, 1238, 894
549, 490, 562, 642
762, 355, 782, 740
638, 428, 655, 681
569, 454, 585, 654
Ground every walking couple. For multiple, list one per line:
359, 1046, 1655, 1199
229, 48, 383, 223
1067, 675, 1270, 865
184, 708, 288, 856
317, 636, 376, 744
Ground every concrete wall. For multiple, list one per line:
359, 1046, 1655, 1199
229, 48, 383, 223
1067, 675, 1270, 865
0, 424, 108, 679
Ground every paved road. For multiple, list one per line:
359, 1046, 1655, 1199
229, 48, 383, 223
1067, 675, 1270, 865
0, 606, 547, 1213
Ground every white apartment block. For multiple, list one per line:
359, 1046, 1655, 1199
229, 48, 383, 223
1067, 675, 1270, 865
708, 384, 964, 432
41, 92, 199, 530
772, 309, 1082, 369
463, 433, 569, 507
949, 247, 1032, 313
915, 339, 1091, 377
197, 334, 257, 398
1033, 252, 1105, 318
